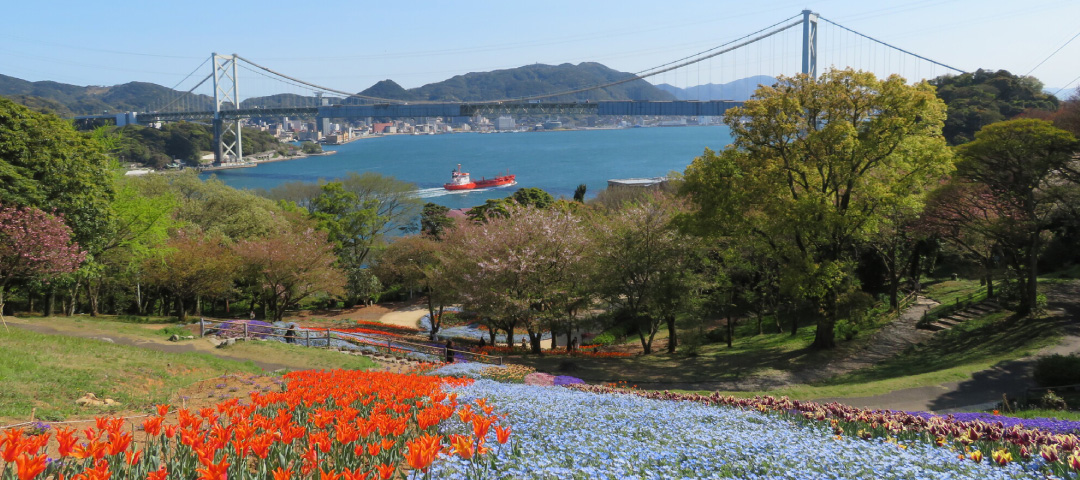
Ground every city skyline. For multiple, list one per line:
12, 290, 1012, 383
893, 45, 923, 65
3, 0, 1079, 96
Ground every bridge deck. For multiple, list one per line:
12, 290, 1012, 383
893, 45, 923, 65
128, 101, 744, 122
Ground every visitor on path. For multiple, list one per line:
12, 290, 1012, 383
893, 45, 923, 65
521, 338, 527, 350
284, 326, 296, 344
570, 337, 578, 352
445, 339, 454, 363
249, 310, 256, 320
479, 337, 486, 348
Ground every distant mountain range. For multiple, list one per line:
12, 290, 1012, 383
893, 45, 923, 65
357, 62, 675, 103
1, 62, 682, 117
0, 74, 214, 117
655, 75, 777, 102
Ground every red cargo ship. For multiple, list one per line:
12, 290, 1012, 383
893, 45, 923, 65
443, 164, 516, 190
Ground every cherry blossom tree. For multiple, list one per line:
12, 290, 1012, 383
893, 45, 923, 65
142, 230, 238, 323
234, 223, 345, 322
0, 204, 85, 327
448, 205, 592, 353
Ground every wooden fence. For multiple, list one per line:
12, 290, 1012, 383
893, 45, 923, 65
199, 321, 503, 365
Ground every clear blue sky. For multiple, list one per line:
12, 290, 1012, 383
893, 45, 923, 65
3, 0, 1079, 97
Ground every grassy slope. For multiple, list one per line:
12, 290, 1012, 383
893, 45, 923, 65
0, 317, 378, 422
0, 327, 259, 421
521, 277, 1064, 401
760, 311, 1061, 399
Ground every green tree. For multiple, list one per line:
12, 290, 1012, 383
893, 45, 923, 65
374, 236, 456, 339
954, 118, 1079, 314
682, 69, 953, 349
93, 179, 178, 314
467, 187, 555, 221
310, 173, 421, 301
573, 184, 587, 203
931, 69, 1059, 145
300, 141, 322, 154
0, 97, 114, 252
234, 222, 345, 322
143, 231, 239, 323
132, 171, 289, 241
419, 203, 454, 240
593, 193, 699, 354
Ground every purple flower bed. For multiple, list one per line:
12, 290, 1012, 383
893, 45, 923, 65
908, 411, 1080, 435
553, 375, 585, 386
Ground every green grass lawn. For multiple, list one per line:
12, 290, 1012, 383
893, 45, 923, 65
1004, 409, 1080, 421
0, 327, 261, 422
0, 316, 378, 422
722, 310, 1063, 400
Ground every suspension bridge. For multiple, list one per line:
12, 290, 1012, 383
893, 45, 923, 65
75, 11, 965, 165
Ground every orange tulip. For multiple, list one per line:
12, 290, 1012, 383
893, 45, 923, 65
124, 449, 141, 466
106, 431, 132, 457
147, 465, 168, 480
494, 425, 511, 445
1, 428, 23, 462
272, 467, 294, 480
450, 434, 474, 460
142, 416, 164, 437
56, 427, 79, 458
376, 463, 395, 480
319, 468, 343, 480
472, 416, 493, 440
15, 452, 47, 480
196, 457, 229, 480
341, 468, 370, 480
74, 459, 112, 480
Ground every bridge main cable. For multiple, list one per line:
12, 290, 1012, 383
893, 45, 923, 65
817, 16, 966, 74
233, 14, 804, 106
484, 15, 805, 103
233, 54, 415, 104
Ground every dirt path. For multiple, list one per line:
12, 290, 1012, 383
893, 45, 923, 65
376, 304, 429, 329
787, 296, 939, 384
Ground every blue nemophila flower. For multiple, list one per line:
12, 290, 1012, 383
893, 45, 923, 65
430, 380, 1043, 480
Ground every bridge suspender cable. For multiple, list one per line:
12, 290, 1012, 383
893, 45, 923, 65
817, 16, 967, 74
485, 17, 806, 103
155, 72, 213, 113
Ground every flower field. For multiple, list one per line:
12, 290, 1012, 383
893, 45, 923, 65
4, 364, 1080, 479
477, 345, 634, 359
427, 379, 1061, 480
0, 370, 506, 480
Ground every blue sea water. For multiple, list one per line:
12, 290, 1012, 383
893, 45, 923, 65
202, 126, 733, 210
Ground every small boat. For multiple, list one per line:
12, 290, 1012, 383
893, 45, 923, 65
443, 164, 516, 191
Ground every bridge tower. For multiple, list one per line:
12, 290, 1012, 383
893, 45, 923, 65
211, 53, 243, 165
801, 10, 819, 77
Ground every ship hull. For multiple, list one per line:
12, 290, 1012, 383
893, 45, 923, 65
474, 175, 516, 188
443, 182, 477, 190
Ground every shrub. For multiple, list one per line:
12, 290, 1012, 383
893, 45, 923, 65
1040, 390, 1068, 411
590, 331, 618, 346
1033, 354, 1080, 388
704, 328, 726, 344
835, 319, 859, 341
